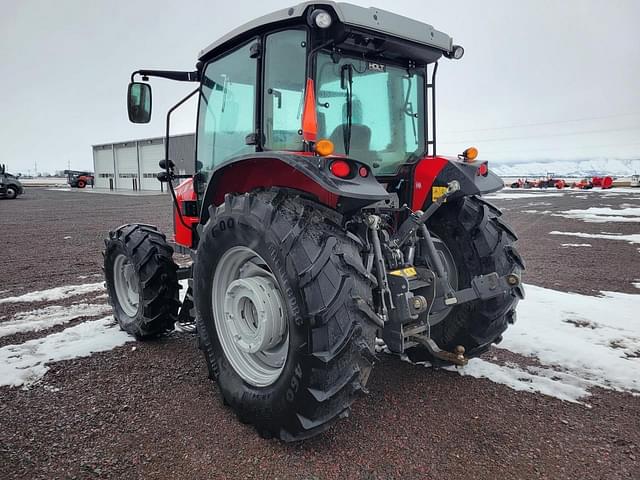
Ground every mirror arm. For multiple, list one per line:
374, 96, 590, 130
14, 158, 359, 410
130, 70, 200, 83
164, 87, 201, 230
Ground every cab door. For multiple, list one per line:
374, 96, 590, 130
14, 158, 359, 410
195, 41, 259, 202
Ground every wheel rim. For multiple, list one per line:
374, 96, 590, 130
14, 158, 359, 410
113, 254, 140, 317
212, 246, 289, 387
423, 236, 459, 326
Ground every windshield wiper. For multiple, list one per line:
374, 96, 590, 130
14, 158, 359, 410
403, 75, 418, 146
340, 64, 354, 156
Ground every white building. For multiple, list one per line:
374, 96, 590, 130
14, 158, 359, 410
92, 133, 195, 191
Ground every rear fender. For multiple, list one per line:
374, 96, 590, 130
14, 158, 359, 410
411, 156, 503, 210
199, 152, 389, 224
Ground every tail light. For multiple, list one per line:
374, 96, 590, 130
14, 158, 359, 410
330, 160, 351, 178
477, 163, 488, 176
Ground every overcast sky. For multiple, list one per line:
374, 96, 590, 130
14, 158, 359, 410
2, 0, 639, 174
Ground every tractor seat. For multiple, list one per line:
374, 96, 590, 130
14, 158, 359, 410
328, 124, 380, 166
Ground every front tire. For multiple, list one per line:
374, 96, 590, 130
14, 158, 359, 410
104, 224, 179, 338
5, 187, 17, 199
194, 192, 377, 441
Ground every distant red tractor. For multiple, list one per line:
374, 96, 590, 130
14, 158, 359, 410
512, 174, 564, 189
591, 176, 613, 189
534, 177, 565, 189
103, 2, 524, 441
571, 176, 613, 190
572, 178, 593, 189
510, 178, 533, 189
65, 170, 94, 188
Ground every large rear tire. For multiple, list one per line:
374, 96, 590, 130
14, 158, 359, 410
411, 195, 524, 361
194, 191, 377, 441
104, 224, 179, 338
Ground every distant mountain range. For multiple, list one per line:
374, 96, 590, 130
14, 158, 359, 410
490, 158, 640, 178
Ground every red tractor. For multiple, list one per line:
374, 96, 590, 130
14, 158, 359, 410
572, 178, 594, 189
104, 2, 523, 441
510, 178, 534, 189
591, 176, 613, 189
64, 170, 94, 188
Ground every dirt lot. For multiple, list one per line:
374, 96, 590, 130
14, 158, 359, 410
1, 187, 639, 479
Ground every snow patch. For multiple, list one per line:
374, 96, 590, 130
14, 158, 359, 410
553, 206, 640, 223
0, 317, 133, 388
455, 359, 591, 403
0, 303, 111, 338
560, 243, 592, 247
488, 192, 565, 200
522, 209, 551, 214
549, 231, 640, 244
449, 284, 640, 403
0, 283, 105, 304
496, 285, 640, 394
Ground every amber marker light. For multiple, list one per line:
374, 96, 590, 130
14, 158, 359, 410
462, 146, 478, 162
315, 139, 334, 156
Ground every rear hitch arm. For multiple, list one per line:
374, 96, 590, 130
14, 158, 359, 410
429, 272, 522, 312
392, 180, 460, 304
366, 214, 393, 319
391, 180, 460, 249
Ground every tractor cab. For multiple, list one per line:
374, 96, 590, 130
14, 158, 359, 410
193, 5, 451, 180
127, 1, 500, 245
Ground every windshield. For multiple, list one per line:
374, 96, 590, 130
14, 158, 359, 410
315, 52, 425, 176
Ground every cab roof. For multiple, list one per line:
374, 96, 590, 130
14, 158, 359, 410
198, 1, 454, 61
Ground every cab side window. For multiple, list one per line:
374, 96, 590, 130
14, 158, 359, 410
197, 42, 257, 177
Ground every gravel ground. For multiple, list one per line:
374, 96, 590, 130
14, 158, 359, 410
1, 187, 639, 480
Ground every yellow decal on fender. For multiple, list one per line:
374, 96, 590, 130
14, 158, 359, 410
432, 186, 448, 202
389, 267, 418, 278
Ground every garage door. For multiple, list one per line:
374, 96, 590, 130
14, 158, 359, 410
114, 144, 138, 190
139, 140, 164, 191
93, 147, 114, 189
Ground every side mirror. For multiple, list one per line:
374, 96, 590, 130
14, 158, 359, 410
127, 82, 152, 123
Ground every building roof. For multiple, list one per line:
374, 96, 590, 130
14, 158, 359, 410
92, 132, 195, 149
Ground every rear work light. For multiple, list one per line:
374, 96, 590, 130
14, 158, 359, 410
330, 160, 351, 178
310, 9, 333, 28
477, 163, 488, 176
